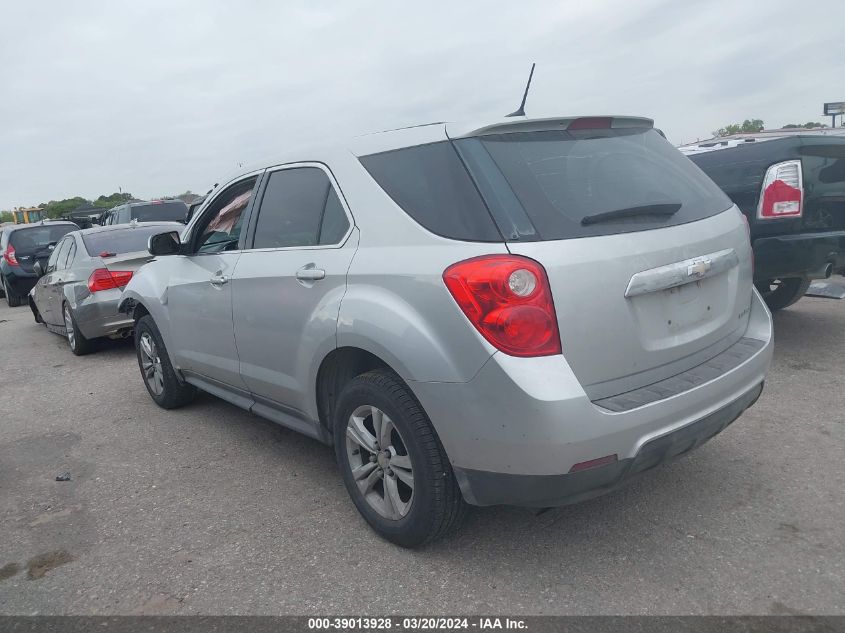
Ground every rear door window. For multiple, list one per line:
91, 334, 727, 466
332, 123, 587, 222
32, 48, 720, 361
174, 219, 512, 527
360, 142, 501, 242
48, 238, 71, 272
250, 166, 350, 249
46, 240, 66, 273
455, 128, 733, 240
63, 240, 77, 269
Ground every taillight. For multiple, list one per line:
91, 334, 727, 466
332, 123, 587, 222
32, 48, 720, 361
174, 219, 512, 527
443, 255, 561, 357
3, 244, 19, 266
87, 268, 133, 292
757, 160, 803, 219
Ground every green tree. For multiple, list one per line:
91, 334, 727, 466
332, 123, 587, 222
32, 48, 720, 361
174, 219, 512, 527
92, 192, 133, 209
0, 211, 14, 223
39, 197, 89, 219
783, 122, 827, 129
712, 119, 765, 137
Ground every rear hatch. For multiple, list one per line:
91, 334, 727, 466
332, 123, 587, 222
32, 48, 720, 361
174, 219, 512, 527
450, 119, 753, 398
10, 224, 77, 273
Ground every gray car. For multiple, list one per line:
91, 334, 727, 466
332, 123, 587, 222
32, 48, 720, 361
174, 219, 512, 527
119, 115, 773, 547
29, 222, 184, 355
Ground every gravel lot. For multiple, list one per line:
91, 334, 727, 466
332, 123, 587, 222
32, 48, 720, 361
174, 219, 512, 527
0, 287, 843, 615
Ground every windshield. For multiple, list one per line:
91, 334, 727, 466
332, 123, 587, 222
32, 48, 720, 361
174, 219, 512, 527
131, 201, 188, 222
9, 225, 77, 253
82, 225, 184, 257
455, 128, 733, 240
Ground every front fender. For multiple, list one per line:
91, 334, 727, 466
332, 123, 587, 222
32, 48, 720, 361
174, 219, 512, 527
117, 262, 176, 354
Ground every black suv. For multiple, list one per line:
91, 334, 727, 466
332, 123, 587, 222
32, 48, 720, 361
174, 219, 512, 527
101, 200, 189, 225
681, 129, 845, 310
0, 221, 78, 306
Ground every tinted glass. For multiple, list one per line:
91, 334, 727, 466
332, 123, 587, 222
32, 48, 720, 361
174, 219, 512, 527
83, 225, 182, 257
456, 128, 733, 241
196, 179, 256, 253
253, 167, 337, 249
131, 201, 187, 223
360, 142, 501, 242
319, 188, 350, 245
10, 225, 76, 253
48, 238, 71, 272
63, 240, 77, 269
46, 240, 65, 272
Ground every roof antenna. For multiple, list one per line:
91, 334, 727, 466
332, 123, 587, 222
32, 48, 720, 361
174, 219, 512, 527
505, 63, 535, 117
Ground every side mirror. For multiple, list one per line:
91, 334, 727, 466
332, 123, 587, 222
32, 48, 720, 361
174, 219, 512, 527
33, 261, 45, 277
148, 231, 182, 256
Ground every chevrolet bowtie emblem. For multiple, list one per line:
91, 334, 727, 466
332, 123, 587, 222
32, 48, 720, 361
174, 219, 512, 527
687, 259, 712, 279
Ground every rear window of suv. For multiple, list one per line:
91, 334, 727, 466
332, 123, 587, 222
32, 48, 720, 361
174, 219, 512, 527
131, 201, 188, 223
9, 225, 77, 253
360, 128, 733, 242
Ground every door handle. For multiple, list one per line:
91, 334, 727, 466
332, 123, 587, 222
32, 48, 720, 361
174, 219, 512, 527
295, 267, 326, 281
210, 273, 229, 286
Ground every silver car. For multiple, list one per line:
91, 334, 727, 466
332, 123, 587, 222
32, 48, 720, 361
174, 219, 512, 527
29, 222, 184, 355
119, 115, 773, 547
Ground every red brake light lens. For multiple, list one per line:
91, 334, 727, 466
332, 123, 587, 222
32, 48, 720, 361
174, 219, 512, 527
757, 160, 802, 219
3, 244, 19, 266
567, 117, 612, 130
87, 268, 133, 292
443, 255, 561, 357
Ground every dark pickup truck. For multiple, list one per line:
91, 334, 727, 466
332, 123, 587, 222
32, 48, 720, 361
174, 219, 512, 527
680, 129, 845, 310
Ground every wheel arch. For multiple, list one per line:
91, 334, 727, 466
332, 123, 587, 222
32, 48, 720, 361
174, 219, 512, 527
315, 346, 395, 439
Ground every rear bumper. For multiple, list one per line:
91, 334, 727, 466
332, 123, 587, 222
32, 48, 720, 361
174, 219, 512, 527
753, 230, 845, 279
74, 289, 134, 339
409, 288, 773, 507
453, 382, 762, 507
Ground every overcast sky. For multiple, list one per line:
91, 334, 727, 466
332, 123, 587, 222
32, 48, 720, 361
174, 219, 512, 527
1, 0, 843, 210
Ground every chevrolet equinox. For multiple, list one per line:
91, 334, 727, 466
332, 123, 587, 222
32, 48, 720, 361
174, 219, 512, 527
119, 115, 773, 547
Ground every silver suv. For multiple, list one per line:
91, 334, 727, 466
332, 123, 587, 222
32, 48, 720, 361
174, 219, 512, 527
119, 115, 773, 547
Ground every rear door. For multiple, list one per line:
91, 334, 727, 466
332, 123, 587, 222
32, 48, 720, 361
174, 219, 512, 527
232, 164, 357, 415
33, 238, 69, 325
50, 237, 78, 320
451, 124, 753, 397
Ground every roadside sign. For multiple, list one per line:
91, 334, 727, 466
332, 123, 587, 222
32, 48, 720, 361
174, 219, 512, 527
823, 102, 845, 115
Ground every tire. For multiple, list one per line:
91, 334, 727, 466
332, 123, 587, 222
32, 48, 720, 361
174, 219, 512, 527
29, 297, 43, 323
333, 369, 466, 548
134, 314, 196, 409
755, 277, 811, 311
63, 303, 93, 356
4, 277, 21, 307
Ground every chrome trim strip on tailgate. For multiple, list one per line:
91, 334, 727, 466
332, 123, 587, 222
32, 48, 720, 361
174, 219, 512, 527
625, 248, 739, 298
593, 337, 765, 412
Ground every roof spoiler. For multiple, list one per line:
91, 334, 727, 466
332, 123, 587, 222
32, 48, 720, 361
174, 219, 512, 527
447, 116, 654, 139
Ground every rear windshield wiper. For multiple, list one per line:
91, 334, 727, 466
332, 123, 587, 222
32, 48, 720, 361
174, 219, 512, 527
580, 203, 682, 226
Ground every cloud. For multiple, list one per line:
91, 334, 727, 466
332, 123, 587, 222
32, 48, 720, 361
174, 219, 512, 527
1, 0, 843, 208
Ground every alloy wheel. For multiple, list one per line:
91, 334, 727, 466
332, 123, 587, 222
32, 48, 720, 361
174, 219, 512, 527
64, 306, 76, 350
139, 332, 164, 396
345, 404, 415, 520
